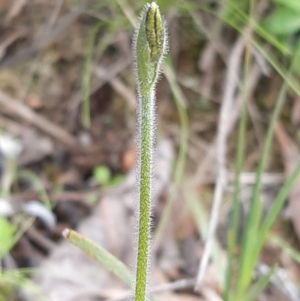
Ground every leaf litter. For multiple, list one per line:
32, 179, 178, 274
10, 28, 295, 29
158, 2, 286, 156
0, 1, 300, 301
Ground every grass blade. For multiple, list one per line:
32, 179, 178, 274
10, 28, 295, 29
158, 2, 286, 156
257, 162, 300, 253
245, 266, 275, 301
81, 22, 102, 129
62, 229, 132, 287
235, 80, 288, 299
63, 229, 159, 301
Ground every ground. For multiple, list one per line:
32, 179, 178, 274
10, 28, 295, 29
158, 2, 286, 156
0, 1, 300, 301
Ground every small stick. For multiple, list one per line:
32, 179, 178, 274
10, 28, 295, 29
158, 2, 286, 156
0, 91, 77, 147
195, 34, 247, 288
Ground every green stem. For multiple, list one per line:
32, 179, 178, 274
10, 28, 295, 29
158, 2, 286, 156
135, 92, 155, 301
133, 3, 168, 300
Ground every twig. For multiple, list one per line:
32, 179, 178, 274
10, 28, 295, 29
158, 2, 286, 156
0, 91, 77, 147
4, 0, 28, 24
192, 47, 265, 186
195, 34, 247, 288
256, 263, 300, 301
19, 0, 66, 105
68, 58, 132, 129
190, 56, 267, 292
0, 5, 84, 68
93, 61, 135, 109
26, 226, 56, 252
228, 172, 284, 186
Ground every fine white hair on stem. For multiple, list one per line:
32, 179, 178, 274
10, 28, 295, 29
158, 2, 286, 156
132, 3, 168, 301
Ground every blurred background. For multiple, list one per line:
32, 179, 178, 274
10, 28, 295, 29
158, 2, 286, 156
1, 0, 300, 300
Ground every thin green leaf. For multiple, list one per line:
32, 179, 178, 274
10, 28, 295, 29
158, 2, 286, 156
63, 229, 159, 301
1, 270, 48, 301
234, 194, 265, 300
235, 79, 288, 300
246, 266, 276, 301
0, 218, 16, 259
274, 0, 300, 12
18, 169, 51, 210
198, 5, 300, 95
243, 196, 264, 284
263, 7, 300, 36
225, 37, 249, 301
63, 229, 132, 287
271, 235, 300, 264
257, 162, 300, 252
221, 1, 290, 54
81, 21, 102, 129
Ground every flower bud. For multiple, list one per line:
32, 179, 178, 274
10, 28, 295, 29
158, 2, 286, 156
133, 2, 168, 93
145, 2, 164, 62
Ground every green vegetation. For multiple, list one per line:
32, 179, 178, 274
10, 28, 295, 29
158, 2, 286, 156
93, 165, 124, 186
2, 0, 300, 300
132, 3, 168, 301
66, 1, 300, 300
0, 218, 16, 260
0, 137, 51, 299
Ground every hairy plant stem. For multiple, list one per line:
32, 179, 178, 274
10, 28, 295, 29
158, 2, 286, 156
136, 92, 155, 301
133, 3, 168, 301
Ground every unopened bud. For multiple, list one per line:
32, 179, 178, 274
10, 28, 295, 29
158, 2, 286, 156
133, 2, 168, 93
146, 2, 164, 62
